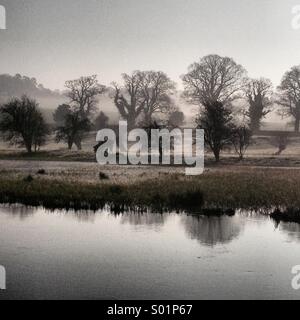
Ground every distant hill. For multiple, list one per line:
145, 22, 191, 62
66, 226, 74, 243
0, 73, 68, 123
0, 73, 64, 100
0, 74, 122, 124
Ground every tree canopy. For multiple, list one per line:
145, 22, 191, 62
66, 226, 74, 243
182, 54, 246, 107
0, 95, 49, 152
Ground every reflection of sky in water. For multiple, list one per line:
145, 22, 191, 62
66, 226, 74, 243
278, 223, 300, 242
0, 206, 300, 300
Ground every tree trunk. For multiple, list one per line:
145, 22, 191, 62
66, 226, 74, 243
67, 139, 73, 150
127, 114, 136, 130
213, 149, 220, 162
295, 117, 300, 133
159, 141, 163, 164
75, 139, 82, 151
25, 143, 32, 153
145, 113, 152, 126
250, 119, 260, 133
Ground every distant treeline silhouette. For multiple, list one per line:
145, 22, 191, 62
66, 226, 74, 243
1, 54, 300, 161
0, 74, 61, 100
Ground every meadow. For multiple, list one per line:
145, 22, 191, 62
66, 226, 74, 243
1, 162, 300, 220
1, 133, 300, 222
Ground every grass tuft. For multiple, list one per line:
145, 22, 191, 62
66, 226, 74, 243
23, 175, 34, 183
99, 172, 109, 180
37, 169, 47, 175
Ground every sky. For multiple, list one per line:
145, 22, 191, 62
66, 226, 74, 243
0, 0, 300, 91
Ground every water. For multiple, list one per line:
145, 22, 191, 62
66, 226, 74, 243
0, 205, 300, 300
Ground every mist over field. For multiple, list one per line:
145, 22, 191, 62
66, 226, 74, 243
1, 0, 300, 302
0, 72, 286, 129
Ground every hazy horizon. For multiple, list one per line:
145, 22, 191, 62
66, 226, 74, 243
0, 0, 300, 91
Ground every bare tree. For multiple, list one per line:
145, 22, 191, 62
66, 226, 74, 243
183, 55, 245, 162
140, 71, 176, 124
231, 126, 252, 160
55, 110, 91, 150
112, 71, 146, 129
182, 54, 246, 107
0, 95, 49, 153
243, 78, 273, 132
277, 66, 300, 132
65, 75, 106, 118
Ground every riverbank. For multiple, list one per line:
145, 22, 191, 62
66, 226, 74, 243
1, 165, 300, 221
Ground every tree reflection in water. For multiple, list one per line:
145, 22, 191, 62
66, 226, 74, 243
182, 213, 244, 246
3, 204, 300, 246
120, 212, 166, 229
0, 204, 36, 220
277, 221, 300, 242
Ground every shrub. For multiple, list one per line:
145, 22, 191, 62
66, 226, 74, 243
23, 175, 34, 183
99, 172, 109, 180
272, 133, 289, 155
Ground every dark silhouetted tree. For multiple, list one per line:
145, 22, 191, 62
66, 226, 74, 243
196, 101, 234, 162
182, 54, 246, 107
277, 66, 300, 132
230, 126, 252, 160
243, 78, 273, 132
65, 75, 106, 118
113, 71, 176, 128
183, 55, 246, 162
55, 111, 90, 150
0, 95, 49, 153
140, 71, 175, 124
94, 111, 109, 130
142, 120, 165, 163
112, 71, 146, 129
53, 104, 71, 126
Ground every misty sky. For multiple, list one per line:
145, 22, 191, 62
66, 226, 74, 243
0, 0, 300, 91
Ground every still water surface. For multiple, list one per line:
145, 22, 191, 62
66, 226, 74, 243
0, 205, 300, 300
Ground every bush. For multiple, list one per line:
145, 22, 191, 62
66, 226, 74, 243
99, 172, 109, 180
23, 175, 34, 183
0, 95, 49, 153
272, 133, 289, 155
231, 126, 252, 160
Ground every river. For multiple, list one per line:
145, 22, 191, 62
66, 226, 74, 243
0, 205, 300, 300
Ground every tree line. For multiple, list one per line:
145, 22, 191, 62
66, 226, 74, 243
0, 74, 61, 99
0, 54, 300, 162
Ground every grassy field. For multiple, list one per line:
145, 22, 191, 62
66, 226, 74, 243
1, 133, 300, 167
1, 132, 300, 221
1, 163, 300, 221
